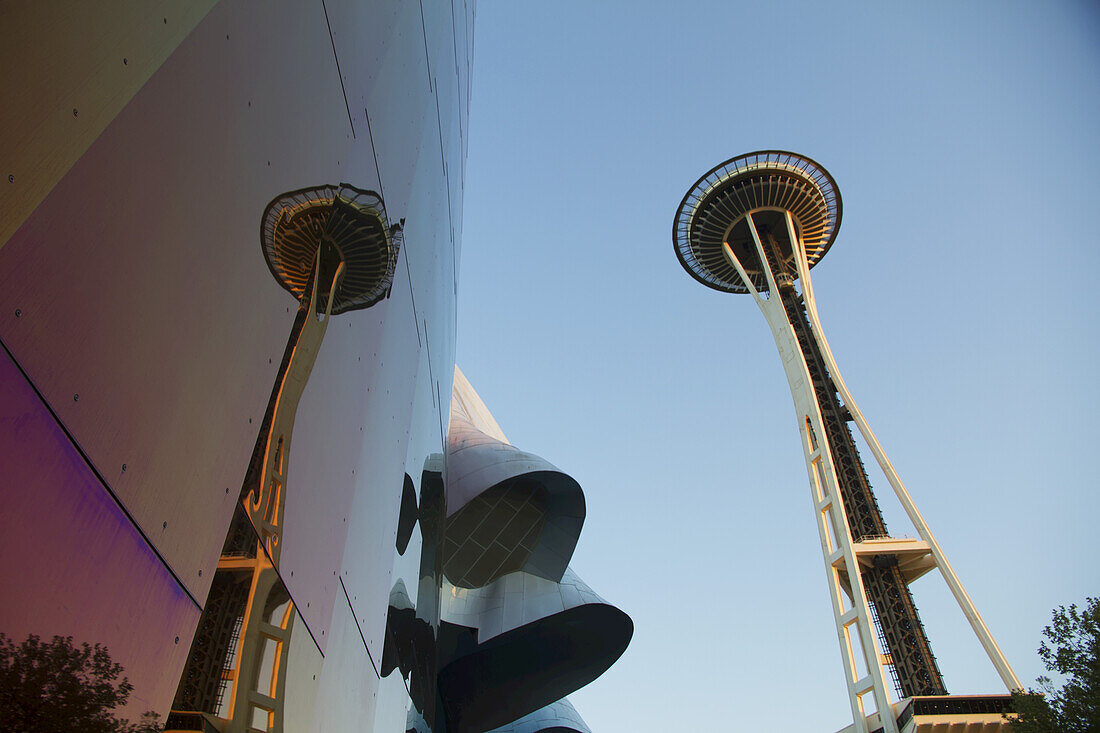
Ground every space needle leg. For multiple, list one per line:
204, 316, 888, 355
723, 217, 899, 733
784, 211, 1021, 692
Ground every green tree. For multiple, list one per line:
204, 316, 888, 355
0, 633, 161, 733
1009, 597, 1100, 732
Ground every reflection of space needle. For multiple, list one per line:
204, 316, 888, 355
674, 152, 1019, 733
244, 184, 401, 564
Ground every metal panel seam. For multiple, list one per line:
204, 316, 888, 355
0, 335, 201, 612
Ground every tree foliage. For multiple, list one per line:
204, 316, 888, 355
1009, 597, 1100, 732
0, 633, 161, 733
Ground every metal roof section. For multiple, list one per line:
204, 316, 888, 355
673, 150, 842, 294
452, 365, 508, 443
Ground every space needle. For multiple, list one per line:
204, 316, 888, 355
673, 151, 1020, 733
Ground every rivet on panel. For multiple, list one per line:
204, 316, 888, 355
198, 569, 202, 577
14, 308, 21, 317
163, 17, 167, 23
225, 487, 229, 494
162, 521, 167, 529
73, 393, 79, 402
122, 58, 128, 65
121, 464, 127, 473
174, 636, 179, 644
7, 174, 13, 183
72, 108, 78, 117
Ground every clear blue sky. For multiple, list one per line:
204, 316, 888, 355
455, 2, 1100, 730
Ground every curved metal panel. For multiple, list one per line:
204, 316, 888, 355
444, 415, 585, 588
452, 365, 508, 442
436, 568, 632, 733
485, 698, 591, 733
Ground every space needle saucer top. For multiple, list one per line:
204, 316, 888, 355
673, 150, 841, 294
261, 183, 401, 314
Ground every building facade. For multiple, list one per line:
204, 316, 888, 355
0, 3, 627, 731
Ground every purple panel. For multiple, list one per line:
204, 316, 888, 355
0, 345, 199, 718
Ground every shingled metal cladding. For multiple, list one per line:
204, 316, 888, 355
443, 414, 585, 589
388, 368, 630, 733
260, 184, 401, 315
672, 150, 840, 294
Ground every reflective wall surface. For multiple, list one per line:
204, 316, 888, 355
1, 2, 631, 731
0, 1, 471, 730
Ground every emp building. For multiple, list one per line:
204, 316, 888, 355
673, 152, 1020, 733
0, 4, 629, 733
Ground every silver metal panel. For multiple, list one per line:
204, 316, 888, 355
309, 590, 381, 733
337, 265, 425, 664
0, 345, 200, 717
440, 568, 611, 643
329, 0, 433, 225
373, 672, 413, 733
402, 120, 457, 418
282, 608, 325, 733
0, 0, 355, 601
278, 292, 390, 651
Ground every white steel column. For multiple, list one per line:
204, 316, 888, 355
784, 211, 1021, 692
721, 211, 899, 733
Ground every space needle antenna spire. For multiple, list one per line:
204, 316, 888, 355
673, 151, 1020, 733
